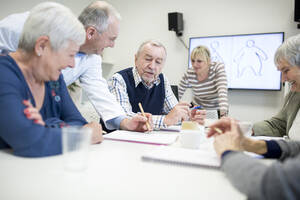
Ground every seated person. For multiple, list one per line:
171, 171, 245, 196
178, 45, 229, 118
0, 2, 102, 157
252, 34, 300, 140
0, 1, 150, 133
109, 40, 205, 129
208, 117, 300, 199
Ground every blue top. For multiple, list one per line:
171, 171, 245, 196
118, 67, 165, 115
0, 55, 87, 157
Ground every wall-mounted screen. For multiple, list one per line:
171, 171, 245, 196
188, 32, 284, 90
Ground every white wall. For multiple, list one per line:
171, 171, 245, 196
0, 0, 299, 123
104, 0, 299, 123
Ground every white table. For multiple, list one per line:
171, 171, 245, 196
0, 139, 246, 200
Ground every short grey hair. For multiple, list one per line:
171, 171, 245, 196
274, 34, 300, 67
78, 1, 121, 34
18, 2, 85, 52
136, 40, 167, 58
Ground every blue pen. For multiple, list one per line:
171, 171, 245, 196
191, 105, 202, 110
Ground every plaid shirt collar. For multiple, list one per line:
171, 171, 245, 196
132, 67, 161, 88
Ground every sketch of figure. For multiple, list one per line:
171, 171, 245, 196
234, 40, 268, 78
210, 41, 224, 63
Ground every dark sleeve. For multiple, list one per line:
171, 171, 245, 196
0, 67, 62, 157
221, 141, 300, 199
262, 140, 282, 158
58, 75, 87, 126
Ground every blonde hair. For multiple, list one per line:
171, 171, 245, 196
190, 45, 211, 64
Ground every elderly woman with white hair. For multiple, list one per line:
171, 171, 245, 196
207, 34, 300, 200
252, 34, 300, 140
0, 2, 102, 157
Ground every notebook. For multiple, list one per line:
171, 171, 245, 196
103, 130, 179, 145
142, 145, 221, 169
159, 125, 181, 132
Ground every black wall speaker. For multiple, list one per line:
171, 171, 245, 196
295, 0, 300, 22
168, 12, 183, 36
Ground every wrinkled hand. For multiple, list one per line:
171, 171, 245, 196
208, 118, 245, 156
207, 117, 233, 137
23, 100, 45, 126
121, 113, 153, 132
190, 109, 206, 125
164, 102, 190, 126
83, 122, 103, 144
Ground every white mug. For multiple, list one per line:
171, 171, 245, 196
180, 125, 205, 149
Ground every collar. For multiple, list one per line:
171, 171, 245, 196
76, 52, 86, 57
132, 67, 161, 88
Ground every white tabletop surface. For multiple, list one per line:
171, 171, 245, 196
0, 139, 246, 200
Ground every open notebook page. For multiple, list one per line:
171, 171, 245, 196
142, 145, 220, 169
103, 130, 179, 145
142, 137, 263, 168
159, 125, 181, 132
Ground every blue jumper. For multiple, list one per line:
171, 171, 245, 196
0, 55, 87, 157
117, 67, 165, 115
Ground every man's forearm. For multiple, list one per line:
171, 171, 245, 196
242, 138, 268, 155
119, 117, 130, 130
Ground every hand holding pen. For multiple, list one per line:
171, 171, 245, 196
190, 105, 206, 125
138, 103, 152, 132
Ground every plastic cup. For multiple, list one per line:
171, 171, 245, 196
238, 121, 253, 137
62, 126, 92, 171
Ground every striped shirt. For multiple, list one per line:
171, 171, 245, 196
178, 62, 228, 116
108, 67, 178, 129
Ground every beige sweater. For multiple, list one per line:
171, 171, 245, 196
253, 91, 300, 137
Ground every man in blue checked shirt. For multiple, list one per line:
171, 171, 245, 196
109, 40, 206, 129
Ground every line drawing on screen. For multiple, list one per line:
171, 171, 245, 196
210, 41, 224, 63
188, 32, 283, 90
234, 40, 268, 78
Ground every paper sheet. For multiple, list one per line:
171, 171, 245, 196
142, 145, 220, 169
103, 130, 179, 145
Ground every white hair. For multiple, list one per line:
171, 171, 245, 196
18, 2, 85, 52
78, 1, 121, 34
136, 40, 167, 57
274, 34, 300, 67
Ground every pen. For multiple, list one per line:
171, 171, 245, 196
138, 102, 151, 132
214, 127, 223, 134
191, 105, 202, 110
